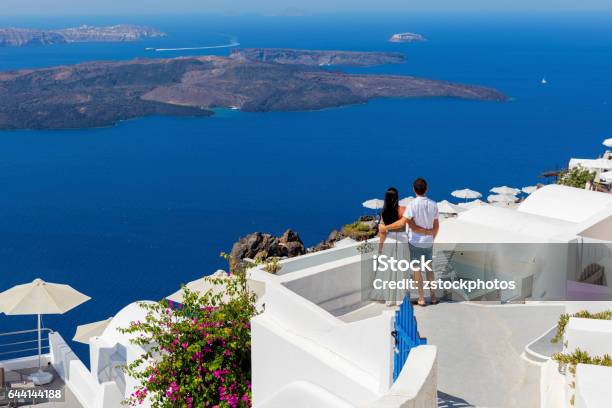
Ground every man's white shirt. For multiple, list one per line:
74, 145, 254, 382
403, 196, 438, 247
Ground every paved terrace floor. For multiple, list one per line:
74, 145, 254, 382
340, 301, 564, 408
2, 366, 82, 407
415, 302, 564, 408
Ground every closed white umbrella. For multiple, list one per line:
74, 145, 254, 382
603, 138, 612, 148
362, 199, 384, 210
522, 185, 538, 194
490, 186, 521, 195
398, 197, 414, 206
437, 200, 467, 215
0, 278, 90, 385
487, 194, 517, 203
451, 189, 482, 201
73, 317, 113, 345
600, 171, 612, 183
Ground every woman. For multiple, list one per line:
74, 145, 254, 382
378, 187, 407, 254
371, 187, 409, 305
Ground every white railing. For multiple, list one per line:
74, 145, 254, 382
0, 328, 53, 360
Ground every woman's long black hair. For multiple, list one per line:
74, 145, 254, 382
381, 187, 400, 225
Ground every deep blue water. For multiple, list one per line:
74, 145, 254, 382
0, 13, 611, 361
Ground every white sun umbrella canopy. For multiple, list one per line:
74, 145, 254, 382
522, 185, 538, 194
487, 194, 518, 203
490, 186, 521, 196
73, 317, 113, 345
362, 199, 384, 210
437, 200, 468, 215
600, 171, 612, 183
603, 138, 612, 148
458, 199, 487, 209
451, 189, 482, 201
0, 278, 90, 384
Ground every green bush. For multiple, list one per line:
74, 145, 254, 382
342, 221, 377, 240
557, 167, 596, 189
551, 310, 612, 344
553, 348, 612, 368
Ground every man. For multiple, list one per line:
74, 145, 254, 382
379, 178, 439, 306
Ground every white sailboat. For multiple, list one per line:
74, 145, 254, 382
541, 77, 548, 85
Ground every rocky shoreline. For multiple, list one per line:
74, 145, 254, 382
0, 25, 165, 47
230, 216, 379, 268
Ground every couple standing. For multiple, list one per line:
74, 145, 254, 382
378, 178, 439, 306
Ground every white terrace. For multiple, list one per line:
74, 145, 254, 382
1, 184, 611, 408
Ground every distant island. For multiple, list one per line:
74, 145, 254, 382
0, 48, 506, 130
231, 48, 406, 67
0, 25, 165, 47
389, 32, 426, 43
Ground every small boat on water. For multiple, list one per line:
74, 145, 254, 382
541, 77, 548, 85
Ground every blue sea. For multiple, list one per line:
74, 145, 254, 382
0, 13, 611, 361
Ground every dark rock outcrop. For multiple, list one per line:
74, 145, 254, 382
230, 229, 305, 266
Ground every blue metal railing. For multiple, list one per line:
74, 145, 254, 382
392, 297, 426, 381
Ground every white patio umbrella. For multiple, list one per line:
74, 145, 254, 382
437, 200, 468, 215
569, 159, 612, 171
487, 194, 518, 203
73, 317, 113, 345
0, 278, 90, 385
458, 199, 487, 209
362, 199, 384, 210
603, 138, 612, 148
167, 270, 265, 304
398, 197, 414, 206
600, 171, 612, 183
451, 189, 482, 202
522, 185, 538, 194
490, 186, 521, 196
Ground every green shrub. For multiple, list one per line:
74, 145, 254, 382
342, 221, 377, 240
551, 310, 612, 344
557, 167, 596, 189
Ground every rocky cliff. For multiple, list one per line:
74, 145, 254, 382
0, 25, 165, 47
231, 48, 406, 67
229, 229, 306, 267
229, 216, 379, 267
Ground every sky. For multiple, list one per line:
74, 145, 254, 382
3, 0, 612, 16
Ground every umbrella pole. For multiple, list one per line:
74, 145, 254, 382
37, 313, 42, 371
